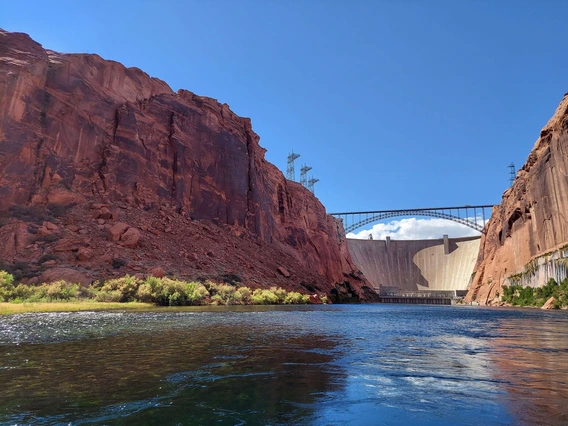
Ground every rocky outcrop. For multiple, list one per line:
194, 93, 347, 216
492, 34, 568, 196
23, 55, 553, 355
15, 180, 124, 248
467, 94, 568, 304
541, 296, 557, 310
0, 29, 376, 301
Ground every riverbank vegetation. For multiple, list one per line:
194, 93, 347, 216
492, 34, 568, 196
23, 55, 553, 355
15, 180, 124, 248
501, 277, 568, 308
0, 270, 312, 313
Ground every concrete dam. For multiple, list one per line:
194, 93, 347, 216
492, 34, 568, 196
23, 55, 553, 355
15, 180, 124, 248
347, 236, 481, 293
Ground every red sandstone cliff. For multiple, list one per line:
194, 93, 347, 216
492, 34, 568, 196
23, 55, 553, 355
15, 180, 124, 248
0, 29, 375, 301
467, 94, 568, 304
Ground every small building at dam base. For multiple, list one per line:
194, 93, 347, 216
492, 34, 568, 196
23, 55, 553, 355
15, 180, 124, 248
347, 235, 481, 304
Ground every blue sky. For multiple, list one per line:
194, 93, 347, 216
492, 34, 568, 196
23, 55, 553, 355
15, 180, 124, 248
2, 1, 567, 238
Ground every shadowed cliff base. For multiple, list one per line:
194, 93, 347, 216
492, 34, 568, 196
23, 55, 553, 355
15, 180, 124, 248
0, 29, 378, 302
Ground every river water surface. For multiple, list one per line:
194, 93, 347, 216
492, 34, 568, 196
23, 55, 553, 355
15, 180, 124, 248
1, 304, 568, 425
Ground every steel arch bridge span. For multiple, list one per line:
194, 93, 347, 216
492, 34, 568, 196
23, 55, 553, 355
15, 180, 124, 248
330, 205, 494, 234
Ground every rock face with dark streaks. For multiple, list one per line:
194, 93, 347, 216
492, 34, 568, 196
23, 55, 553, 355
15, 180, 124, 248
0, 29, 376, 301
466, 94, 568, 304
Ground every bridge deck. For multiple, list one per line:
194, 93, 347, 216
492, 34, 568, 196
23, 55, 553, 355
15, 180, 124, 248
330, 204, 494, 234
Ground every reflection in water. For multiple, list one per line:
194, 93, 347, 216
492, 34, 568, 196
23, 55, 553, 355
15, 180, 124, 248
490, 313, 568, 426
0, 310, 343, 425
311, 307, 511, 426
1, 306, 568, 425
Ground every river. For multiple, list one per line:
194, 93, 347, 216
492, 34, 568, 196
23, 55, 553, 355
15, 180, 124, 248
1, 304, 567, 425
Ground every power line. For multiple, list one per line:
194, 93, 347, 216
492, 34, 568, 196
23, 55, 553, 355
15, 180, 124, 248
508, 162, 516, 186
286, 151, 300, 181
300, 164, 312, 187
307, 177, 319, 194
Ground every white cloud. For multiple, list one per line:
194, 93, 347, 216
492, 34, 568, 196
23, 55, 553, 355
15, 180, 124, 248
346, 217, 483, 240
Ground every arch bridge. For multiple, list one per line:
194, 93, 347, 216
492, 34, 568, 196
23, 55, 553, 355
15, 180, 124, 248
330, 205, 494, 234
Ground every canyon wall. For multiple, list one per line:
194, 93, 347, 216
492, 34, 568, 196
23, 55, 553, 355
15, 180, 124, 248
0, 29, 375, 300
348, 236, 480, 291
467, 94, 568, 304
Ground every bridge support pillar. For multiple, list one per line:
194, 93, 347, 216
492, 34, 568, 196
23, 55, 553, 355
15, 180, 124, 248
443, 234, 449, 255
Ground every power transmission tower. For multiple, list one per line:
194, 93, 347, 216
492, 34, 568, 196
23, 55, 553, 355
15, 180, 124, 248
286, 152, 300, 181
508, 162, 516, 186
307, 177, 319, 194
300, 165, 312, 187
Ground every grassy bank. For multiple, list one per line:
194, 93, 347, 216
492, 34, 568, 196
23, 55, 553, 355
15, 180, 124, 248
0, 301, 153, 315
0, 270, 317, 314
501, 277, 568, 308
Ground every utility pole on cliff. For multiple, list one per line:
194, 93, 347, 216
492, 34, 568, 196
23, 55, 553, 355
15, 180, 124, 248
286, 152, 300, 181
300, 165, 312, 188
509, 162, 516, 186
307, 177, 319, 194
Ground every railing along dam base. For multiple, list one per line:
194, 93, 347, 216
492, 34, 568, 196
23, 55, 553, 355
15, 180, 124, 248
380, 296, 452, 305
378, 290, 467, 305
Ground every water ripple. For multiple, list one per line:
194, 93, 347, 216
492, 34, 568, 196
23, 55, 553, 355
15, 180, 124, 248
1, 305, 568, 425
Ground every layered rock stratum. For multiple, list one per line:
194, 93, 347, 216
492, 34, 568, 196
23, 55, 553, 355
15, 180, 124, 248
467, 94, 568, 304
0, 29, 376, 301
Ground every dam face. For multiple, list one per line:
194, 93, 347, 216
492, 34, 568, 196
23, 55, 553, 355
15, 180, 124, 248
347, 236, 481, 291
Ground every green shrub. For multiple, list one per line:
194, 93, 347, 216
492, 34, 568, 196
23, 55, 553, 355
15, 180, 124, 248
236, 287, 252, 304
211, 284, 239, 305
136, 283, 154, 303
145, 277, 208, 306
271, 287, 288, 304
251, 288, 279, 305
77, 285, 96, 299
0, 271, 14, 287
101, 276, 141, 302
142, 276, 167, 305
537, 278, 560, 299
144, 276, 162, 288
284, 291, 310, 304
95, 290, 123, 302
0, 271, 15, 302
204, 280, 219, 295
0, 270, 312, 307
502, 278, 568, 308
161, 278, 188, 306
185, 281, 209, 305
43, 280, 79, 301
12, 283, 36, 301
168, 290, 184, 306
